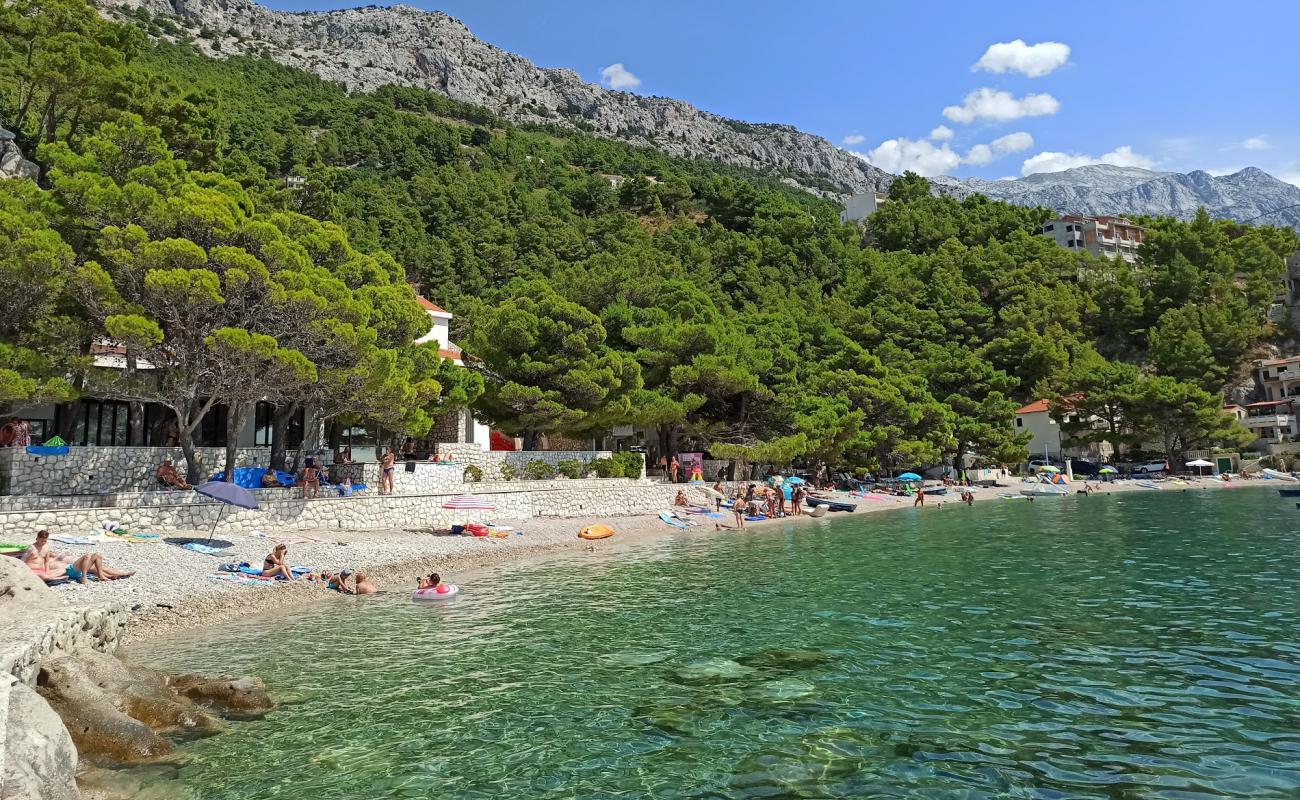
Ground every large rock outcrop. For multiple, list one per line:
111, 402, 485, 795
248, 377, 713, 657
0, 128, 38, 181
94, 0, 891, 195
2, 677, 81, 800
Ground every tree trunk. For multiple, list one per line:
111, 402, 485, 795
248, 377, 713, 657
326, 419, 342, 453
223, 402, 251, 482
521, 428, 539, 451
178, 423, 199, 486
125, 353, 144, 446
268, 402, 297, 471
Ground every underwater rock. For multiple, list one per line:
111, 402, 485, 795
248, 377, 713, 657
601, 651, 673, 667
76, 651, 222, 736
169, 674, 274, 718
748, 677, 817, 702
672, 658, 757, 683
737, 648, 834, 670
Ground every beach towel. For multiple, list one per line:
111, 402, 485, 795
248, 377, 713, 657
181, 542, 231, 556
208, 573, 278, 587
745, 515, 767, 521
658, 512, 690, 529
51, 534, 95, 545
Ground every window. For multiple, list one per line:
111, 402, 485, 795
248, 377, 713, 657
70, 400, 132, 447
254, 402, 304, 448
1015, 418, 1024, 428
1067, 240, 1076, 247
1043, 224, 1054, 232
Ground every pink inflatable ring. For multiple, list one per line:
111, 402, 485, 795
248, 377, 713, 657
413, 584, 459, 601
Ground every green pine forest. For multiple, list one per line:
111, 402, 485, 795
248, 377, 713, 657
4, 0, 1298, 478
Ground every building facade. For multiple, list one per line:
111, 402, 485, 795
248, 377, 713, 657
839, 192, 890, 224
1014, 399, 1113, 463
1040, 215, 1145, 263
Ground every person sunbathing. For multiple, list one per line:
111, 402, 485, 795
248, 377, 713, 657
156, 459, 191, 490
673, 490, 690, 507
261, 544, 297, 581
22, 531, 133, 583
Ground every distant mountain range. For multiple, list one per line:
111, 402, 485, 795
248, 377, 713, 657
97, 0, 1300, 229
932, 165, 1300, 229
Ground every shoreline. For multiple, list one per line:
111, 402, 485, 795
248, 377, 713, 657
40, 477, 1264, 645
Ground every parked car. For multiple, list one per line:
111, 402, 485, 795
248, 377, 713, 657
1130, 461, 1168, 476
1028, 459, 1063, 473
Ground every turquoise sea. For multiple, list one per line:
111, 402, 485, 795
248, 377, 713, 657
133, 487, 1300, 798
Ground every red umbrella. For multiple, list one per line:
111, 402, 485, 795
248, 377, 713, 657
442, 495, 496, 510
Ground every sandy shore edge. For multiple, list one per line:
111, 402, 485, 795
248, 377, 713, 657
41, 478, 1260, 644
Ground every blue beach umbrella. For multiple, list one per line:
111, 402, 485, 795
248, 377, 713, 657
195, 481, 259, 543
898, 472, 922, 481
784, 476, 806, 485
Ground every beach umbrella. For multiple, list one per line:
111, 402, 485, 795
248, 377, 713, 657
195, 481, 259, 543
1038, 465, 1061, 473
1099, 466, 1118, 474
1186, 458, 1214, 476
898, 472, 922, 481
442, 494, 496, 510
785, 476, 805, 485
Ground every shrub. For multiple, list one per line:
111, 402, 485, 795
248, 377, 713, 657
462, 464, 483, 483
613, 451, 644, 479
556, 459, 586, 479
499, 463, 516, 481
522, 459, 556, 480
590, 458, 622, 478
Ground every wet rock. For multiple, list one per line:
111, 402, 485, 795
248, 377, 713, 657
169, 674, 274, 718
2, 677, 80, 800
602, 651, 672, 667
672, 658, 756, 684
76, 650, 222, 736
737, 648, 834, 670
36, 655, 175, 764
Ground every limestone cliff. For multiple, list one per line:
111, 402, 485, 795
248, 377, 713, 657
94, 0, 891, 195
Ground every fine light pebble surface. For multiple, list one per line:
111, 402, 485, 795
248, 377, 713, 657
37, 479, 1250, 644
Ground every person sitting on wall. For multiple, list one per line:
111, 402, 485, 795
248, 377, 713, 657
261, 470, 280, 489
673, 489, 691, 507
333, 447, 352, 465
156, 458, 191, 490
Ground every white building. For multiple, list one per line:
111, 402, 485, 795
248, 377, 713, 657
1254, 355, 1300, 401
840, 192, 889, 224
1240, 399, 1297, 445
1014, 399, 1113, 463
1040, 215, 1145, 263
415, 297, 491, 452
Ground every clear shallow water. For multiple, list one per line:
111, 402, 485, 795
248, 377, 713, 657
134, 488, 1300, 799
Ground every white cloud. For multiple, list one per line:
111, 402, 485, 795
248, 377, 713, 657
964, 132, 1033, 166
600, 63, 641, 90
862, 131, 1034, 175
929, 125, 954, 141
943, 88, 1060, 124
842, 134, 865, 145
1242, 136, 1270, 151
1021, 145, 1155, 176
973, 39, 1070, 77
859, 137, 962, 177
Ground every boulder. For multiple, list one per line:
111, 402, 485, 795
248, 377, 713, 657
169, 674, 274, 718
71, 650, 222, 737
0, 132, 38, 181
0, 552, 58, 616
35, 655, 178, 764
1, 677, 81, 800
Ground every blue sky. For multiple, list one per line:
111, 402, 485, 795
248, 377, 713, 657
264, 1, 1300, 184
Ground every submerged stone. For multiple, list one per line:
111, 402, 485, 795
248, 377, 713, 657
672, 658, 756, 683
737, 648, 834, 670
602, 651, 672, 666
748, 677, 816, 702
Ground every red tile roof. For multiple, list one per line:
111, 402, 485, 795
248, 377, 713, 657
1246, 399, 1295, 408
438, 348, 461, 361
1015, 399, 1050, 414
416, 296, 448, 314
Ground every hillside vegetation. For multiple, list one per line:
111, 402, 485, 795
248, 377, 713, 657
3, 0, 1298, 472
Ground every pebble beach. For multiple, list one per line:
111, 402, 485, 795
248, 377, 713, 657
38, 477, 1259, 643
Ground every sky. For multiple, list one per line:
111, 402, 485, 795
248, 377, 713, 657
263, 0, 1300, 185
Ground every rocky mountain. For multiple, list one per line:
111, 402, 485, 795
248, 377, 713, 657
932, 165, 1300, 230
95, 0, 892, 195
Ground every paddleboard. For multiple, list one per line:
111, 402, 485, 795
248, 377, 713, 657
659, 512, 690, 529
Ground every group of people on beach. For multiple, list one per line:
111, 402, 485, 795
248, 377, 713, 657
12, 530, 134, 583
259, 543, 377, 593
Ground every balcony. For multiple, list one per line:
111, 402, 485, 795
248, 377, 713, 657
1242, 413, 1295, 429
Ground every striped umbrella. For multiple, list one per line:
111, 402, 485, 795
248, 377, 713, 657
442, 494, 496, 510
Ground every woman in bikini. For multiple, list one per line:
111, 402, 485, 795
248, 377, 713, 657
301, 458, 320, 499
261, 544, 296, 580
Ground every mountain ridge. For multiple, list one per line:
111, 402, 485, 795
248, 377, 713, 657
96, 0, 893, 196
932, 164, 1300, 229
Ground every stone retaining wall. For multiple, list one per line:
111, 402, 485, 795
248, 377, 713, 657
434, 446, 622, 481
0, 479, 691, 537
0, 446, 304, 496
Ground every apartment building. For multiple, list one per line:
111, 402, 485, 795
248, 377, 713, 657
1040, 215, 1145, 263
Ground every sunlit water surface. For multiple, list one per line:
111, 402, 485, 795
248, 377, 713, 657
132, 488, 1300, 798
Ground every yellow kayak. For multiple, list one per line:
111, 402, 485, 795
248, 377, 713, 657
578, 524, 614, 540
